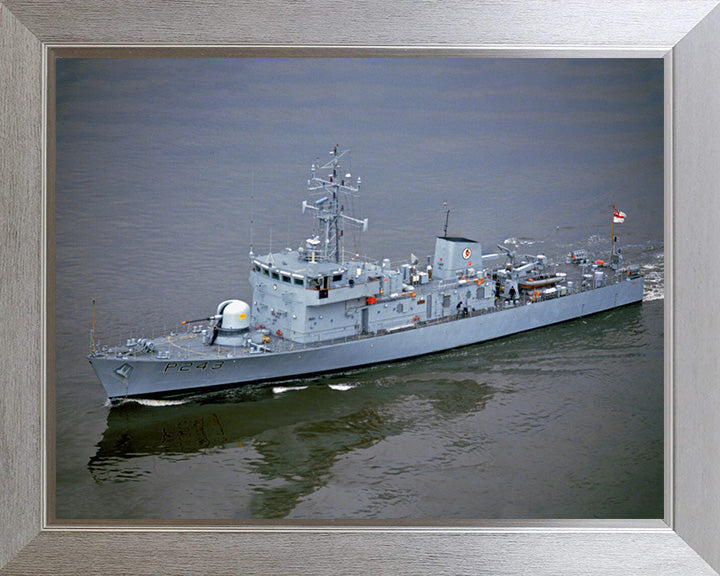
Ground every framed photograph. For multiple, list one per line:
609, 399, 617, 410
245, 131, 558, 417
2, 1, 720, 574
52, 56, 665, 524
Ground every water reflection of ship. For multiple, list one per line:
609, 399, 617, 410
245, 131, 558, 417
87, 370, 495, 517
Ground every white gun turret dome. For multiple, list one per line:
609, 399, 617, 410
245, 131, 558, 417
210, 299, 251, 347
217, 299, 250, 331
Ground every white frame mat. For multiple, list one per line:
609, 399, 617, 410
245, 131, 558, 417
2, 1, 720, 574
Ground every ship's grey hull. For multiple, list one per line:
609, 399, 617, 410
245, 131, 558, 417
89, 277, 643, 400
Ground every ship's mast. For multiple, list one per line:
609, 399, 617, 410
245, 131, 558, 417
610, 204, 616, 261
302, 146, 368, 263
442, 201, 450, 238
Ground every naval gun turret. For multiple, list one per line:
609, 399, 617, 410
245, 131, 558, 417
207, 299, 251, 346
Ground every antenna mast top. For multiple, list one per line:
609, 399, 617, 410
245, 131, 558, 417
442, 202, 450, 238
301, 146, 368, 263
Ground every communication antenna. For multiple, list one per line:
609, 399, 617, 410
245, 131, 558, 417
302, 146, 367, 263
249, 169, 255, 257
91, 299, 96, 353
442, 201, 450, 238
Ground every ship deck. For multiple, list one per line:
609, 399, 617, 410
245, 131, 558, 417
90, 263, 635, 364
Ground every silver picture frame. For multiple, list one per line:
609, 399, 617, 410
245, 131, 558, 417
2, 1, 720, 574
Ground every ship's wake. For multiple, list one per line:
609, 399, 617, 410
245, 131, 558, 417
328, 383, 357, 391
503, 237, 536, 248
105, 397, 190, 408
641, 252, 664, 302
273, 385, 309, 394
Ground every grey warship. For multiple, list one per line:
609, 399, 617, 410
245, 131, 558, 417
88, 146, 644, 401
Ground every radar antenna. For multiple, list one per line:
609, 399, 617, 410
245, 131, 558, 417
301, 145, 368, 263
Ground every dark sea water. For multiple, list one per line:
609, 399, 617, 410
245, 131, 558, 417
54, 58, 664, 520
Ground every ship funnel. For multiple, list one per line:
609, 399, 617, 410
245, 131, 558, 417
432, 236, 483, 281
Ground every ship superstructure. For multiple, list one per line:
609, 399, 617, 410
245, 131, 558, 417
88, 146, 644, 401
